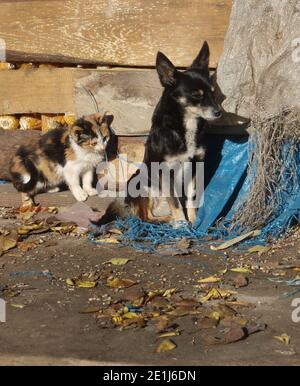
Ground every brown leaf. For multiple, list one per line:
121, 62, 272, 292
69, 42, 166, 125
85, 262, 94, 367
224, 326, 247, 344
201, 335, 222, 346
199, 316, 219, 329
232, 274, 249, 288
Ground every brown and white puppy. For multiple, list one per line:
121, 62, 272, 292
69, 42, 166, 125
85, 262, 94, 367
10, 113, 116, 204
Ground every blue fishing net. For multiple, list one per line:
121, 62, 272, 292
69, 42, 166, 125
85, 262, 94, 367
89, 133, 300, 251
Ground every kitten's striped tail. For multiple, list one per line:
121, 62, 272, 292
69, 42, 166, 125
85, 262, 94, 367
9, 150, 38, 193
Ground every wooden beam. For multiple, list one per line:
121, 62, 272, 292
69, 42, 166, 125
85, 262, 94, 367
0, 66, 250, 136
0, 0, 232, 67
0, 67, 75, 114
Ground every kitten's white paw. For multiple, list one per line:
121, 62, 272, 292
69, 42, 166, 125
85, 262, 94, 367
47, 187, 60, 193
72, 189, 88, 202
84, 187, 98, 197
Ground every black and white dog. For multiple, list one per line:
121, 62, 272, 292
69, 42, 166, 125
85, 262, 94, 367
95, 41, 221, 225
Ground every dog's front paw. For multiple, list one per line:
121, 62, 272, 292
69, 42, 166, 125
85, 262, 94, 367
84, 187, 98, 197
72, 188, 88, 202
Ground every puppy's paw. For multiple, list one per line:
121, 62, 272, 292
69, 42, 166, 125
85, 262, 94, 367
84, 187, 98, 197
72, 188, 88, 202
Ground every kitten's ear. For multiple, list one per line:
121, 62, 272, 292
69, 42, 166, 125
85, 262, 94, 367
156, 52, 178, 87
190, 41, 210, 71
101, 114, 114, 127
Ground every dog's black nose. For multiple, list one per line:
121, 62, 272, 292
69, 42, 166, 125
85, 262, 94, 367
214, 110, 222, 118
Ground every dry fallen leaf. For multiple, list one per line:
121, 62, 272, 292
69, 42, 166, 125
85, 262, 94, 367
97, 238, 120, 244
105, 258, 131, 266
66, 278, 97, 288
155, 339, 177, 353
230, 267, 252, 274
75, 280, 97, 288
200, 288, 236, 302
0, 234, 17, 256
224, 326, 247, 344
198, 276, 222, 284
17, 222, 47, 235
10, 303, 25, 309
248, 245, 271, 256
50, 224, 76, 234
211, 230, 261, 251
18, 241, 37, 252
162, 288, 177, 297
274, 333, 290, 345
106, 277, 136, 289
158, 330, 180, 339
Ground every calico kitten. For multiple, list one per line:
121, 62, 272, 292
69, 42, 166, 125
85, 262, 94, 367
10, 113, 116, 204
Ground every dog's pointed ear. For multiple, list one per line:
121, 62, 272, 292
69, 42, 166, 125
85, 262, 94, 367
156, 51, 178, 87
191, 41, 210, 71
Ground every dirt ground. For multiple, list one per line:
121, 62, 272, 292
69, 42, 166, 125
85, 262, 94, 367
0, 201, 300, 366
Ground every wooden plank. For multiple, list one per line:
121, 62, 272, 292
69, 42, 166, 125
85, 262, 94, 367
0, 67, 249, 135
0, 0, 232, 67
0, 67, 75, 114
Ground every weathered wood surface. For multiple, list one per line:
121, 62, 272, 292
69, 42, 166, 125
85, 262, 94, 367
0, 66, 250, 136
0, 67, 75, 115
0, 0, 232, 67
75, 68, 161, 135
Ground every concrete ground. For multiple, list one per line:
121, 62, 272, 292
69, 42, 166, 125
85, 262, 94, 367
0, 184, 300, 366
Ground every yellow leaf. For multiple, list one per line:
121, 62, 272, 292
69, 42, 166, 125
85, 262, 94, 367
274, 334, 290, 345
230, 267, 252, 274
51, 225, 76, 234
112, 315, 124, 325
219, 268, 228, 275
123, 312, 141, 319
75, 280, 97, 288
248, 245, 270, 256
10, 303, 25, 309
200, 288, 236, 302
97, 238, 120, 244
105, 258, 131, 266
155, 339, 177, 353
0, 235, 17, 254
17, 222, 45, 235
209, 311, 221, 321
66, 278, 75, 286
198, 276, 222, 284
210, 230, 261, 251
162, 288, 177, 297
158, 331, 180, 339
106, 277, 136, 289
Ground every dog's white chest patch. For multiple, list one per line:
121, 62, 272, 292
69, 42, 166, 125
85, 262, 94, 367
165, 114, 205, 163
184, 116, 198, 159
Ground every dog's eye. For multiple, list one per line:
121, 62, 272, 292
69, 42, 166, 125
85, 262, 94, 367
192, 90, 204, 98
